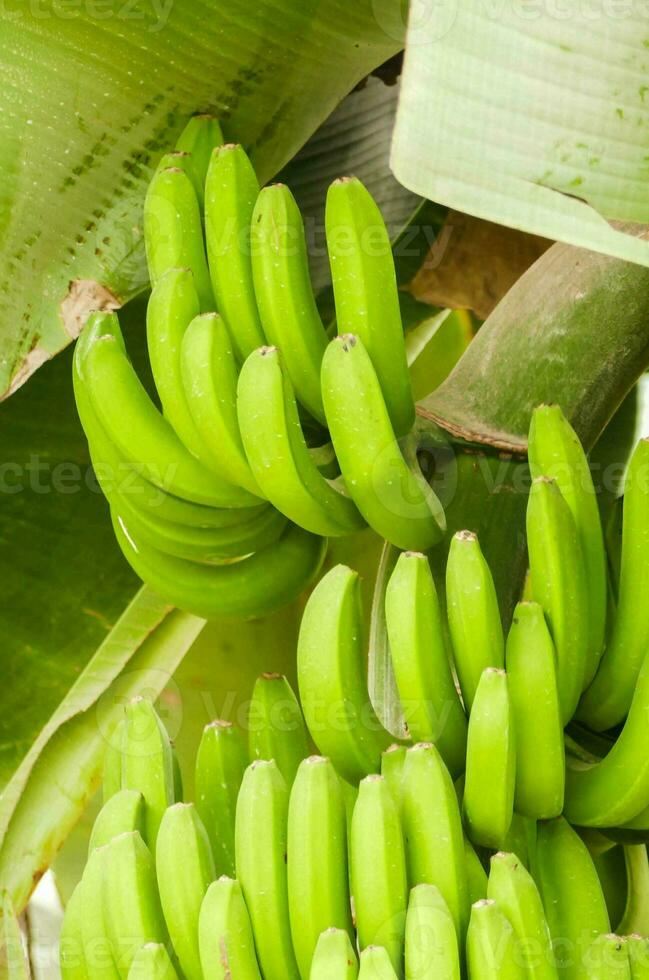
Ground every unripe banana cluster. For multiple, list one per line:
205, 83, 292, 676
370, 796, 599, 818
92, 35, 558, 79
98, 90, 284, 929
73, 116, 446, 619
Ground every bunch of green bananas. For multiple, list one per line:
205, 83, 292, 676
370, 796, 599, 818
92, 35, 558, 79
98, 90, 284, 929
73, 115, 446, 619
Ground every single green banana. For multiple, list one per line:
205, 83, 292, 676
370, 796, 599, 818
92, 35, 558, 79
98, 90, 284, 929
357, 946, 399, 980
59, 880, 89, 980
463, 669, 516, 851
238, 346, 365, 536
526, 476, 589, 724
578, 439, 649, 730
385, 551, 467, 777
154, 150, 193, 180
111, 485, 286, 563
321, 334, 445, 551
593, 845, 628, 928
445, 531, 504, 712
466, 900, 525, 980
534, 818, 610, 979
528, 405, 607, 686
405, 883, 461, 980
628, 935, 649, 979
582, 934, 630, 980
564, 649, 649, 827
121, 698, 175, 851
127, 943, 179, 980
506, 602, 564, 820
144, 165, 214, 311
487, 851, 557, 980
248, 673, 311, 787
325, 176, 414, 437
198, 877, 261, 980
351, 775, 408, 976
309, 928, 358, 980
297, 564, 394, 785
2, 893, 29, 980
465, 840, 488, 905
235, 760, 300, 979
381, 744, 407, 804
113, 512, 326, 619
180, 312, 262, 495
400, 743, 469, 943
195, 720, 248, 877
287, 756, 353, 978
618, 845, 649, 936
80, 845, 120, 980
81, 334, 258, 508
204, 143, 266, 361
251, 183, 327, 424
175, 114, 224, 209
89, 789, 145, 855
102, 832, 168, 979
155, 803, 215, 980
103, 718, 126, 804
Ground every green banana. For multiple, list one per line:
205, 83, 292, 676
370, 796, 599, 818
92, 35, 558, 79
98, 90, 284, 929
325, 176, 414, 437
381, 744, 407, 804
103, 717, 126, 804
487, 851, 557, 980
465, 900, 525, 980
405, 883, 461, 980
144, 165, 214, 311
618, 845, 649, 936
593, 845, 628, 928
2, 893, 29, 980
309, 928, 358, 980
287, 756, 353, 978
81, 333, 258, 508
154, 150, 193, 181
195, 720, 248, 877
235, 760, 300, 979
400, 743, 469, 942
171, 744, 183, 801
101, 832, 167, 979
578, 438, 649, 730
248, 673, 311, 787
127, 944, 178, 980
534, 818, 610, 979
463, 669, 516, 851
251, 183, 328, 424
628, 935, 649, 978
80, 845, 120, 980
321, 334, 445, 551
564, 649, 649, 827
385, 551, 467, 777
351, 775, 408, 976
175, 114, 224, 209
59, 880, 89, 980
121, 698, 175, 851
180, 312, 262, 495
526, 476, 589, 724
89, 789, 145, 855
445, 531, 504, 712
198, 877, 262, 980
582, 934, 630, 980
465, 840, 488, 905
112, 513, 327, 621
528, 404, 607, 686
357, 946, 399, 980
155, 803, 215, 980
238, 346, 365, 536
204, 143, 266, 361
297, 564, 394, 785
506, 602, 564, 820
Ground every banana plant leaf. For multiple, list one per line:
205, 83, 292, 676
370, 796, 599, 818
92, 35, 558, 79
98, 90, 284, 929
392, 0, 649, 266
0, 0, 402, 399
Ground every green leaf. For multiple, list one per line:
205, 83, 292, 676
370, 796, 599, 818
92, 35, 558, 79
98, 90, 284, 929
0, 587, 204, 913
0, 0, 402, 398
392, 1, 649, 266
